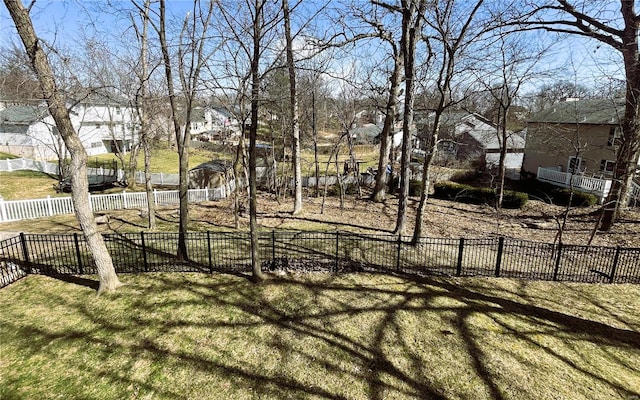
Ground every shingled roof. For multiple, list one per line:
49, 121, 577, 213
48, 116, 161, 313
528, 98, 625, 125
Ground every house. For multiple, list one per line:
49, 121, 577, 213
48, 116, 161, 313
0, 97, 139, 160
523, 98, 640, 202
415, 111, 525, 179
190, 107, 240, 142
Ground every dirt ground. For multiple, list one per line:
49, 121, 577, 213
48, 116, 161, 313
1, 188, 638, 248
180, 190, 640, 248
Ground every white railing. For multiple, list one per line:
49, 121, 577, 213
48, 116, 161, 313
0, 184, 233, 223
537, 167, 612, 202
536, 167, 640, 207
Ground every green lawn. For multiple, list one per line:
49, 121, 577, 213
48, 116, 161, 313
1, 273, 638, 399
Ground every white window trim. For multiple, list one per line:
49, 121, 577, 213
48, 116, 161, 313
567, 156, 584, 174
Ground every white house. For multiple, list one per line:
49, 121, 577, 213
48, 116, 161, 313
0, 98, 139, 160
190, 107, 239, 135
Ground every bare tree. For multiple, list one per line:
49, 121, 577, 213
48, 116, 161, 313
155, 0, 214, 259
0, 43, 41, 101
371, 0, 429, 235
131, 0, 157, 229
282, 0, 303, 214
412, 0, 487, 243
212, 0, 284, 280
477, 32, 546, 208
368, 7, 405, 203
4, 0, 122, 293
516, 0, 640, 230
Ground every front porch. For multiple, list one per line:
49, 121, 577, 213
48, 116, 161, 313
536, 167, 640, 206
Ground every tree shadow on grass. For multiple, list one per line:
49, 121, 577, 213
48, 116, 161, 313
48, 274, 99, 290
1, 272, 639, 399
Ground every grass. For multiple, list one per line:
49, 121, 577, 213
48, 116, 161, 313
91, 145, 224, 174
0, 152, 19, 160
1, 273, 639, 400
0, 170, 64, 200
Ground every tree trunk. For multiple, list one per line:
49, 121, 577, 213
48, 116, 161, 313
395, 1, 425, 235
313, 89, 320, 197
496, 109, 509, 209
4, 0, 121, 292
412, 112, 441, 243
158, 0, 189, 259
371, 49, 403, 203
601, 36, 640, 229
283, 0, 303, 214
249, 0, 266, 281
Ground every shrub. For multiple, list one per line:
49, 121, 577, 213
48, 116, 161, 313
552, 188, 598, 207
516, 179, 598, 207
409, 179, 423, 197
433, 181, 528, 209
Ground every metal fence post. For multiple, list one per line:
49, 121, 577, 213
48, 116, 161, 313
396, 234, 402, 273
19, 233, 32, 274
272, 230, 276, 263
456, 238, 465, 277
495, 237, 504, 277
207, 231, 213, 273
141, 231, 148, 272
73, 233, 84, 275
335, 231, 339, 272
609, 246, 621, 284
553, 242, 563, 281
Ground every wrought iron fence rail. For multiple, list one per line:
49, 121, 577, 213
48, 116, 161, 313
2, 231, 639, 289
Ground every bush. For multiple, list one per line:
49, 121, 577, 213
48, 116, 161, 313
433, 181, 528, 209
552, 188, 598, 207
409, 179, 423, 197
516, 179, 598, 207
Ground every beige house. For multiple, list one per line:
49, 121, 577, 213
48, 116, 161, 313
523, 98, 640, 203
523, 98, 628, 176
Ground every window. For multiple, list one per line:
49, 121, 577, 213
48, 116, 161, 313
608, 126, 622, 146
600, 159, 615, 174
567, 156, 584, 174
438, 140, 457, 155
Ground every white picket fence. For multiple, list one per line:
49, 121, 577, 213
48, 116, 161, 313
0, 184, 234, 223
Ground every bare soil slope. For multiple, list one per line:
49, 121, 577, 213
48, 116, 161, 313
186, 192, 640, 248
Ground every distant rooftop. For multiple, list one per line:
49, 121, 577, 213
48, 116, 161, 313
528, 98, 625, 125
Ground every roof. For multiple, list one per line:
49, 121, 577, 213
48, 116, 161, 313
352, 124, 382, 138
0, 105, 48, 125
189, 160, 232, 173
466, 130, 526, 150
528, 98, 625, 125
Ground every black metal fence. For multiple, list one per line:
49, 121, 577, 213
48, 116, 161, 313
2, 231, 640, 289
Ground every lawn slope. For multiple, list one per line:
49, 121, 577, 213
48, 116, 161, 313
1, 273, 639, 399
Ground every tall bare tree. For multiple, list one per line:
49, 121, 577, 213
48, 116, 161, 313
131, 0, 157, 229
3, 0, 122, 293
156, 0, 214, 259
367, 6, 405, 203
477, 31, 546, 208
283, 0, 303, 214
412, 0, 486, 243
391, 0, 429, 235
516, 0, 640, 229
